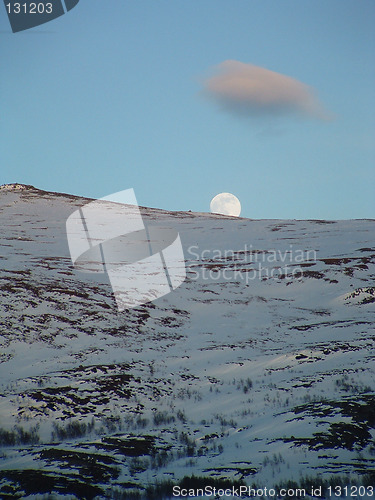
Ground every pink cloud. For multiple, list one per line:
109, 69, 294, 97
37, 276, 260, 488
202, 60, 331, 120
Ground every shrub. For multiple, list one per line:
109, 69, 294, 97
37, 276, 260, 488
0, 425, 39, 446
153, 412, 175, 426
51, 418, 95, 441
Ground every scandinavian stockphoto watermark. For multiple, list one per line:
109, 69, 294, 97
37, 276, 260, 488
66, 189, 186, 311
66, 189, 316, 310
187, 244, 317, 283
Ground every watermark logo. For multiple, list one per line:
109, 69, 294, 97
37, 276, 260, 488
187, 244, 317, 283
4, 0, 80, 33
66, 189, 186, 311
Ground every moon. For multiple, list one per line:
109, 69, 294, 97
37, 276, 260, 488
210, 192, 241, 217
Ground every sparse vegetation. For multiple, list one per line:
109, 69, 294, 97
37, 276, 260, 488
51, 418, 95, 441
153, 411, 175, 426
0, 425, 40, 446
335, 374, 371, 394
176, 409, 186, 423
178, 431, 196, 457
234, 377, 253, 393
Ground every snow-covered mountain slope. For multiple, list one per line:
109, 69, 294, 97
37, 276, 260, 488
0, 184, 374, 499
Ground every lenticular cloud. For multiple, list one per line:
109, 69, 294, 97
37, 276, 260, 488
202, 60, 331, 120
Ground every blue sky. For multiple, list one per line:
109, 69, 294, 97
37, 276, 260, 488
1, 0, 374, 219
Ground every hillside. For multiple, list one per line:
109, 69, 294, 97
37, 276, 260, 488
0, 184, 374, 499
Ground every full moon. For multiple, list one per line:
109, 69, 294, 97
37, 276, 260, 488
210, 192, 241, 217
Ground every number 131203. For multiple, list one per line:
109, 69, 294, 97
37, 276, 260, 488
5, 3, 53, 14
